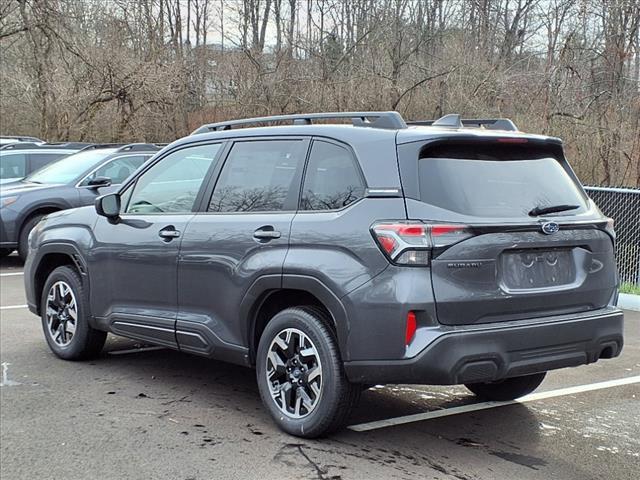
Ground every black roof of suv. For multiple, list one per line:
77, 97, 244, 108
23, 111, 622, 438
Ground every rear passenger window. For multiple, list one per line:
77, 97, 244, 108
300, 141, 364, 210
209, 140, 305, 212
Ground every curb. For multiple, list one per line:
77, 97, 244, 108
618, 293, 640, 312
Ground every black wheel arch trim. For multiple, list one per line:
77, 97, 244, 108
241, 273, 351, 364
29, 242, 91, 318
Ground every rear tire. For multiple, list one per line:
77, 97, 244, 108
256, 306, 360, 438
40, 266, 107, 360
18, 214, 45, 260
465, 372, 546, 401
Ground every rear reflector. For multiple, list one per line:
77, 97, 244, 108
496, 137, 528, 144
405, 311, 417, 345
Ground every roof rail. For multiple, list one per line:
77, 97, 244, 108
116, 143, 164, 153
0, 135, 43, 142
75, 143, 163, 154
407, 114, 518, 132
191, 111, 407, 135
0, 142, 41, 151
0, 142, 92, 151
78, 143, 125, 152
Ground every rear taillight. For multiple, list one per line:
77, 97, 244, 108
371, 221, 473, 265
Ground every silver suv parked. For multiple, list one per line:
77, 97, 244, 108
24, 112, 624, 438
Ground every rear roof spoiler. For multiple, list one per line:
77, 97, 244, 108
407, 114, 518, 132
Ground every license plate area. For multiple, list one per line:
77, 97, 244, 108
500, 248, 576, 290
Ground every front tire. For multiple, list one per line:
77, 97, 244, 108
256, 306, 359, 438
465, 372, 546, 401
40, 266, 107, 360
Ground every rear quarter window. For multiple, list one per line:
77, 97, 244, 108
300, 140, 365, 211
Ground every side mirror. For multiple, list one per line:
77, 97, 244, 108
95, 193, 121, 220
87, 176, 112, 188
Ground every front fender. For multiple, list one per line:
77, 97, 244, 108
25, 209, 97, 318
25, 241, 89, 316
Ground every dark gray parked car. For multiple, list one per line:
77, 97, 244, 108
0, 142, 90, 184
24, 112, 624, 438
1, 143, 161, 259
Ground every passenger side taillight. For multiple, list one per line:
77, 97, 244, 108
371, 221, 473, 265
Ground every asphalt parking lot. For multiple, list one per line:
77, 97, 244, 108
1, 254, 638, 480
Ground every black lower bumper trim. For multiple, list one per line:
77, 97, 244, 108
344, 310, 624, 385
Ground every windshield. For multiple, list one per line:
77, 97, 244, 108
418, 155, 588, 218
25, 148, 116, 184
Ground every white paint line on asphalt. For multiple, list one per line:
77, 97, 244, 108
349, 375, 640, 432
108, 346, 166, 356
0, 362, 21, 387
0, 272, 23, 277
0, 304, 28, 311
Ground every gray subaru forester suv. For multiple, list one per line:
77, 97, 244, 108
24, 112, 624, 438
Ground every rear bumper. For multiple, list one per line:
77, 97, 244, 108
343, 307, 624, 385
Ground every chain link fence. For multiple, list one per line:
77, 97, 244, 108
584, 186, 640, 288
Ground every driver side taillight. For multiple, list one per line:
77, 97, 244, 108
371, 221, 473, 265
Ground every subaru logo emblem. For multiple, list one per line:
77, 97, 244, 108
541, 222, 560, 235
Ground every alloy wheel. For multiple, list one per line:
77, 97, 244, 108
265, 328, 323, 418
45, 281, 78, 347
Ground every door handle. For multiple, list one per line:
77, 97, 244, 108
159, 226, 181, 241
253, 226, 281, 240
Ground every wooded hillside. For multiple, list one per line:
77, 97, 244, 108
1, 0, 638, 185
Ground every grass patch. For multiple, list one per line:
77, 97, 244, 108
620, 282, 640, 295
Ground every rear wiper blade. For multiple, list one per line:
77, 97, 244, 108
528, 204, 580, 216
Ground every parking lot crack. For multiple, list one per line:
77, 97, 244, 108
273, 443, 339, 480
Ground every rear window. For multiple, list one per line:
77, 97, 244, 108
418, 145, 587, 218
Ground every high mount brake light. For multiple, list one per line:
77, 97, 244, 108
371, 221, 472, 265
